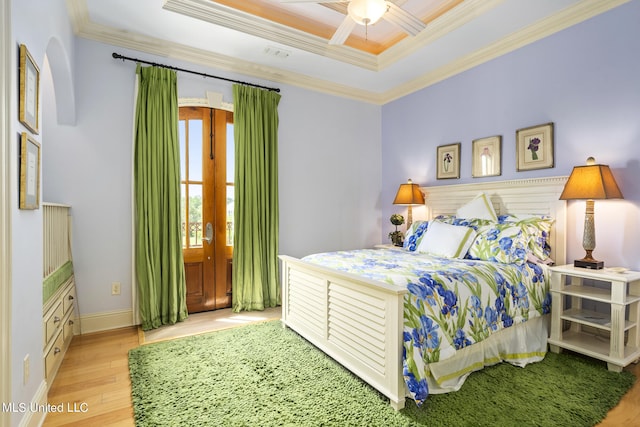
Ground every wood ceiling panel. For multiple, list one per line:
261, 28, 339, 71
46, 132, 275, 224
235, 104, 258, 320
212, 0, 463, 55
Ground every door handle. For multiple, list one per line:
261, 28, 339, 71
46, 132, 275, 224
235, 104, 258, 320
203, 222, 213, 244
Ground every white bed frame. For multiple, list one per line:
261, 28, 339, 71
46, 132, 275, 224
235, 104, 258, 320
280, 176, 568, 410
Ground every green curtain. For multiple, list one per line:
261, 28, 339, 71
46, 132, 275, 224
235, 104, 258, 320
232, 84, 281, 312
134, 65, 188, 330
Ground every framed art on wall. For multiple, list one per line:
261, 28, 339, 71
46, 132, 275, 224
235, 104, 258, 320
472, 135, 501, 177
19, 44, 40, 134
516, 122, 554, 171
437, 143, 460, 179
19, 132, 40, 210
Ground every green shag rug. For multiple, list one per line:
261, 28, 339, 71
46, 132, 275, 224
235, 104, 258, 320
129, 321, 635, 427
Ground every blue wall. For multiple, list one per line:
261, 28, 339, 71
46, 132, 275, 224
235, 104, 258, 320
42, 39, 382, 318
381, 1, 640, 269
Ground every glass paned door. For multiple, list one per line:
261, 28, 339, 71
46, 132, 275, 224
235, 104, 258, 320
179, 107, 233, 312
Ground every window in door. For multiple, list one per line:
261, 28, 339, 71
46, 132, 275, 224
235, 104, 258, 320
179, 106, 233, 313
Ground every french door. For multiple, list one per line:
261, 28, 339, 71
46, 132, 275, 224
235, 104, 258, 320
179, 106, 234, 313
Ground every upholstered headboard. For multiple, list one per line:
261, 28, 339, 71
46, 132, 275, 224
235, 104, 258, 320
421, 176, 568, 265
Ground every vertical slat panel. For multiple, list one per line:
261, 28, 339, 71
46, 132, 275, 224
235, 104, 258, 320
279, 255, 408, 410
43, 204, 48, 277
43, 203, 71, 279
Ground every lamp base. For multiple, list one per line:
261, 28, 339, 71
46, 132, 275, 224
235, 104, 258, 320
574, 259, 604, 269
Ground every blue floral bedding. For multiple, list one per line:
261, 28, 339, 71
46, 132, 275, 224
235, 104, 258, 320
302, 248, 550, 406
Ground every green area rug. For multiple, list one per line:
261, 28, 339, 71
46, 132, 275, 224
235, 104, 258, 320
129, 321, 635, 427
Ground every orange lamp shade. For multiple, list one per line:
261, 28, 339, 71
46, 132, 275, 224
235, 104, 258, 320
559, 159, 623, 200
393, 179, 425, 205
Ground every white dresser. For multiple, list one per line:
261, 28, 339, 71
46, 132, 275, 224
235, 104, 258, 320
42, 203, 77, 386
43, 275, 76, 383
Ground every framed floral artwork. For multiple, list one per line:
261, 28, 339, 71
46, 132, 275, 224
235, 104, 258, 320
472, 135, 501, 177
19, 44, 40, 135
436, 142, 460, 179
19, 132, 40, 210
516, 122, 554, 171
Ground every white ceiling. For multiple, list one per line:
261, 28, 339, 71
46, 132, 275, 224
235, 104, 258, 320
67, 0, 628, 104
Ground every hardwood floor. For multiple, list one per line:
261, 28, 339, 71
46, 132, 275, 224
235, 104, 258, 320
43, 307, 282, 426
43, 316, 640, 426
43, 327, 138, 427
141, 307, 281, 344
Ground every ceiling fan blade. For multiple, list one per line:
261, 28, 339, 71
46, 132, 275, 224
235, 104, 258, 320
383, 2, 426, 36
329, 15, 356, 45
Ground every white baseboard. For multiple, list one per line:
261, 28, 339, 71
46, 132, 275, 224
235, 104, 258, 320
78, 309, 135, 334
16, 380, 47, 427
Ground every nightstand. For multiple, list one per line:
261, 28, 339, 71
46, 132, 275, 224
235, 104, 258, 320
548, 264, 640, 372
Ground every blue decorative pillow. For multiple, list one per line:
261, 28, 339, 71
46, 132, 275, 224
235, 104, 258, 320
403, 221, 429, 251
497, 214, 555, 260
436, 215, 491, 231
468, 223, 529, 265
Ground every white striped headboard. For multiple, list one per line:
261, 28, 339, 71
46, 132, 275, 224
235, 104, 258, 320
421, 176, 568, 265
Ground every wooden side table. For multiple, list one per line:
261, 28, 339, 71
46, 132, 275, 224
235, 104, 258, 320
548, 264, 640, 372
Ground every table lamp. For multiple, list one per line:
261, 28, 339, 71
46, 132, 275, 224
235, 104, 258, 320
559, 157, 624, 269
393, 179, 425, 228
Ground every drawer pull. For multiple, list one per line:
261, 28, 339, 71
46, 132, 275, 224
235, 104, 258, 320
54, 347, 61, 355
68, 320, 74, 326
53, 316, 61, 324
68, 295, 74, 301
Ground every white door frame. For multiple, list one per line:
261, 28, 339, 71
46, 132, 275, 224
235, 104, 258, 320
1, 1, 12, 426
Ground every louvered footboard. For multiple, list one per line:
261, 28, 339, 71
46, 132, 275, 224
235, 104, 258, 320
279, 255, 408, 410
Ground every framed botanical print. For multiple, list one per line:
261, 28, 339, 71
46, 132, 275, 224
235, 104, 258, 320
472, 135, 501, 177
19, 44, 40, 134
436, 143, 460, 179
19, 133, 41, 210
516, 122, 554, 171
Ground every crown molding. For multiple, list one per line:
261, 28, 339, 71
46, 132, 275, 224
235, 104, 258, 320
377, 0, 506, 70
381, 0, 632, 103
162, 0, 379, 71
164, 0, 508, 72
67, 0, 630, 105
66, 0, 88, 33
67, 0, 384, 103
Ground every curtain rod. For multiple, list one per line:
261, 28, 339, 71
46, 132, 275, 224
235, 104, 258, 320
111, 52, 280, 93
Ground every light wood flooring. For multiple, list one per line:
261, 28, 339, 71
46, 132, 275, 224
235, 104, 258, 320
42, 307, 281, 427
43, 309, 640, 426
141, 306, 282, 344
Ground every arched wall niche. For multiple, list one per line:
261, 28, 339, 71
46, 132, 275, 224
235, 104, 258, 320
41, 36, 76, 202
44, 36, 75, 126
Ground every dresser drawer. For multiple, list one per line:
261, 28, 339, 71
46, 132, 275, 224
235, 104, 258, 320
63, 283, 76, 315
44, 302, 63, 346
63, 310, 75, 341
44, 331, 64, 380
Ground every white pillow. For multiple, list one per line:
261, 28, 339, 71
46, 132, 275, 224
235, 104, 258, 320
416, 221, 477, 258
456, 192, 498, 221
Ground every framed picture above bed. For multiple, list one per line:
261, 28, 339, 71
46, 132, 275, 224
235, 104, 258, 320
436, 142, 460, 179
472, 135, 501, 177
516, 122, 554, 171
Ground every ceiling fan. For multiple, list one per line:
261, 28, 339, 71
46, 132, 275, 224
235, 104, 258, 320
279, 0, 427, 45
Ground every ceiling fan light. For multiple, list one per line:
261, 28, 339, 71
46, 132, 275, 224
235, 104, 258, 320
348, 0, 387, 26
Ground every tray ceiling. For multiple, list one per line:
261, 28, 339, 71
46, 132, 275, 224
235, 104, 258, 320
68, 0, 629, 104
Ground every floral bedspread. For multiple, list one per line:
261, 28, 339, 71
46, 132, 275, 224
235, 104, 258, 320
302, 248, 550, 405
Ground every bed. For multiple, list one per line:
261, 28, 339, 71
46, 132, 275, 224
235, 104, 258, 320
279, 176, 568, 410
